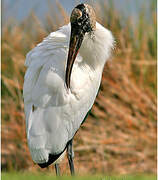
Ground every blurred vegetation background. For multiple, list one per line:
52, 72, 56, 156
1, 0, 157, 176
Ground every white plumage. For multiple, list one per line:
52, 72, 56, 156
23, 21, 114, 165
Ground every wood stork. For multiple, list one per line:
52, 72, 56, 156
23, 3, 114, 175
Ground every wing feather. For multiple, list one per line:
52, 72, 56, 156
23, 24, 70, 107
23, 24, 71, 163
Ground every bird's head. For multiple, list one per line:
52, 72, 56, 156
65, 4, 96, 89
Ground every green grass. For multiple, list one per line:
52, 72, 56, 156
1, 173, 157, 180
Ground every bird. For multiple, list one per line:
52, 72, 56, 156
23, 3, 114, 176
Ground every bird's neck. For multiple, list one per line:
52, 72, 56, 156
79, 22, 114, 71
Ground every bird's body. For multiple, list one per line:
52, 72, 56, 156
23, 4, 114, 173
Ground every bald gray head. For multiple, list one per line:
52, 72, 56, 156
65, 4, 96, 89
70, 4, 96, 34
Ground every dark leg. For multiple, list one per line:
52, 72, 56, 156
54, 163, 60, 176
67, 139, 75, 175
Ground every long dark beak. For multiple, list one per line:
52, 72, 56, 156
65, 28, 84, 89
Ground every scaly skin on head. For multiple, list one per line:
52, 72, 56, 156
65, 4, 96, 89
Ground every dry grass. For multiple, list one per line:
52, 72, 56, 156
2, 1, 156, 175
